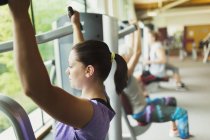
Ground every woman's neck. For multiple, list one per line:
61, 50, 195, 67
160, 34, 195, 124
81, 81, 106, 100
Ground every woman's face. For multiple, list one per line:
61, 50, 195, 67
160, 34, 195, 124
66, 50, 86, 90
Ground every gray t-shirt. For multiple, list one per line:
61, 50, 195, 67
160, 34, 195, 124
54, 99, 115, 140
123, 76, 146, 114
149, 42, 166, 77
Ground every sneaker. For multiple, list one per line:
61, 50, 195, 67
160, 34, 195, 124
169, 129, 179, 137
176, 82, 188, 91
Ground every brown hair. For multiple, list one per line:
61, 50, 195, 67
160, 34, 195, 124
72, 40, 128, 94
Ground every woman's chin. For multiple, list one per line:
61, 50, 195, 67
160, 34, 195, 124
70, 84, 80, 90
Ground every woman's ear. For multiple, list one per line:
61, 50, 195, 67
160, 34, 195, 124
85, 65, 94, 78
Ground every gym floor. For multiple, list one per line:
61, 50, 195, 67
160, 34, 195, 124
122, 57, 210, 140
42, 57, 210, 140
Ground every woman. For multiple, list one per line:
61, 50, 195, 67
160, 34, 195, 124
120, 24, 191, 140
8, 1, 128, 140
140, 31, 187, 91
140, 31, 167, 85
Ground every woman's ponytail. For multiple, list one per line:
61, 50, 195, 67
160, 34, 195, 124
114, 54, 128, 94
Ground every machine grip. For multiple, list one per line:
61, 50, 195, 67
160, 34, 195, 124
67, 6, 83, 30
0, 0, 8, 6
68, 6, 74, 17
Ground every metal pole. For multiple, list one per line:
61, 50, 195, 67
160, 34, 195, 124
0, 95, 36, 140
0, 21, 139, 53
0, 24, 73, 53
103, 15, 122, 140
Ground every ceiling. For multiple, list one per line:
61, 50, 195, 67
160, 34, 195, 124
134, 0, 210, 10
134, 0, 210, 20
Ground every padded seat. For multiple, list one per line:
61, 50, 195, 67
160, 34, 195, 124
119, 92, 151, 140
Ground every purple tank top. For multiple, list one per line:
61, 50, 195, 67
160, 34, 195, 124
54, 99, 115, 140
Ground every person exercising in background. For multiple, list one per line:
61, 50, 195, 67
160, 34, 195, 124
8, 1, 128, 140
138, 31, 187, 91
119, 23, 192, 140
165, 63, 187, 90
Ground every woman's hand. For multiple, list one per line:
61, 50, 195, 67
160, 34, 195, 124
68, 10, 81, 27
69, 9, 84, 44
8, 0, 30, 19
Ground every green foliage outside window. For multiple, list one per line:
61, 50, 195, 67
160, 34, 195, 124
0, 0, 67, 133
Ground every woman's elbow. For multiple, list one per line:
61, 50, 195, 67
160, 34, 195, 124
23, 87, 34, 98
23, 84, 52, 98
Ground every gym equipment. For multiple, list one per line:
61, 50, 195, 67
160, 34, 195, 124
0, 12, 140, 140
53, 13, 141, 140
120, 92, 151, 140
0, 60, 56, 140
53, 13, 121, 140
0, 95, 36, 140
67, 6, 83, 30
68, 6, 74, 17
0, 0, 7, 6
191, 41, 198, 60
202, 33, 210, 63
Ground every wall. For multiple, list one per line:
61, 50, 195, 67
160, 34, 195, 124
90, 0, 137, 21
152, 6, 210, 28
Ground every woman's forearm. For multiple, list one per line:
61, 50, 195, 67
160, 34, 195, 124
73, 24, 84, 45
